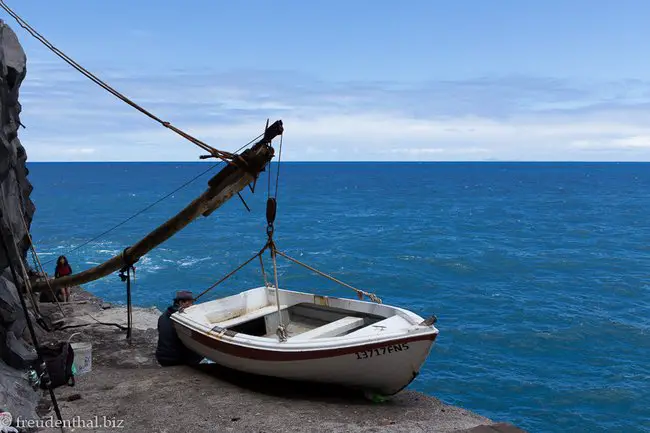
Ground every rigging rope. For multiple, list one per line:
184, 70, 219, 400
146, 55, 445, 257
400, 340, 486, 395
267, 155, 272, 198
41, 164, 217, 264
274, 250, 382, 304
41, 133, 263, 266
274, 134, 284, 200
191, 241, 382, 313
0, 0, 235, 162
11, 167, 65, 314
258, 254, 270, 287
269, 241, 287, 341
15, 246, 41, 315
19, 207, 65, 316
258, 254, 269, 287
262, 125, 287, 339
193, 244, 269, 301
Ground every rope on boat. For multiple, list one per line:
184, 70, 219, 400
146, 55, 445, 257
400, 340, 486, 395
0, 0, 238, 163
193, 244, 270, 302
263, 145, 288, 340
261, 122, 289, 340
191, 242, 383, 304
258, 254, 270, 287
274, 250, 382, 304
274, 134, 284, 200
269, 241, 287, 342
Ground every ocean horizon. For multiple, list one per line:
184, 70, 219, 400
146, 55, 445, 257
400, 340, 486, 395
26, 160, 650, 163
26, 161, 650, 433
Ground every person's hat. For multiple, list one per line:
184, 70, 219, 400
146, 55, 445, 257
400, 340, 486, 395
174, 290, 194, 301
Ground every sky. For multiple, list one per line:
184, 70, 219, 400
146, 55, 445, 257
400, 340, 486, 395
6, 0, 650, 161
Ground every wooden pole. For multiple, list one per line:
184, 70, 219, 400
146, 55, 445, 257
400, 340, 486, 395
126, 266, 132, 343
32, 122, 282, 293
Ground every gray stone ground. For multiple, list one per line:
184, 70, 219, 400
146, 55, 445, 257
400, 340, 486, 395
43, 365, 491, 433
29, 288, 526, 433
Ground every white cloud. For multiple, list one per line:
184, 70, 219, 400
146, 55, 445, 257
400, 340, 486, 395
21, 113, 650, 162
390, 148, 446, 155
570, 135, 650, 151
611, 136, 650, 149
16, 61, 650, 161
64, 147, 96, 154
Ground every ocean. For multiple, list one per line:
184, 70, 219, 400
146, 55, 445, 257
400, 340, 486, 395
27, 162, 650, 433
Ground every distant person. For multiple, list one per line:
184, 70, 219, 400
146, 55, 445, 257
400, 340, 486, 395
155, 290, 204, 367
54, 255, 72, 302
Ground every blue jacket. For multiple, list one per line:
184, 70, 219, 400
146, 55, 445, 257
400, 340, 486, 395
155, 305, 203, 366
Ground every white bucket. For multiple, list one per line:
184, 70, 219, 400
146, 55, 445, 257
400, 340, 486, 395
68, 334, 92, 375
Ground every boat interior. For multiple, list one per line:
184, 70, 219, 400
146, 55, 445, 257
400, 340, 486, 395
188, 287, 417, 341
229, 302, 386, 339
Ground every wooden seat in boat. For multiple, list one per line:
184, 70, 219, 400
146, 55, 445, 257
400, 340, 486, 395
290, 316, 365, 341
207, 304, 288, 327
344, 315, 410, 338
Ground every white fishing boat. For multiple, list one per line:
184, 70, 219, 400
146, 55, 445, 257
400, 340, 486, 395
171, 285, 438, 396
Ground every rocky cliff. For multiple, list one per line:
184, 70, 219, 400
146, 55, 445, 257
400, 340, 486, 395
0, 19, 39, 421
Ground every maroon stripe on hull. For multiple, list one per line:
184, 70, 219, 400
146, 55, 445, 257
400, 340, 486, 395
189, 330, 438, 361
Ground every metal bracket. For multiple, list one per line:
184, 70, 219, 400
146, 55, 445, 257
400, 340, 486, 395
276, 324, 288, 342
419, 315, 437, 326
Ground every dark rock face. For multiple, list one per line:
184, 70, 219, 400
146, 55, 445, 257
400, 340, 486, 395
0, 20, 34, 266
0, 19, 39, 421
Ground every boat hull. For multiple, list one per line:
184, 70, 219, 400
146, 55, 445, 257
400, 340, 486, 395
175, 325, 437, 395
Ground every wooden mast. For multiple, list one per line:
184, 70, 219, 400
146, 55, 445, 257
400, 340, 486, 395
32, 120, 283, 293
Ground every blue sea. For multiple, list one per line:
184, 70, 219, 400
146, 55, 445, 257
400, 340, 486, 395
27, 162, 650, 433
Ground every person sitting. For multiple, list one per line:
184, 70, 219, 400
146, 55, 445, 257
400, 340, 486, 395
155, 290, 204, 367
54, 255, 72, 302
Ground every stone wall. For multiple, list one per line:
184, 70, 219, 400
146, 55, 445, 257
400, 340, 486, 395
0, 19, 39, 421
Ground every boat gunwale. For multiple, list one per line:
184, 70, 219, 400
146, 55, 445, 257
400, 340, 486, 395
179, 285, 428, 326
171, 287, 438, 352
175, 315, 439, 349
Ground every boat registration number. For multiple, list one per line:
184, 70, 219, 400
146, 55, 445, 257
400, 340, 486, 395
355, 343, 409, 360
